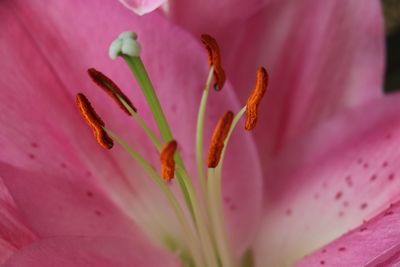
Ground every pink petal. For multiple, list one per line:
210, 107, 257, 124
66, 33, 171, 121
119, 0, 165, 15
0, 164, 140, 238
168, 0, 385, 157
0, 179, 36, 264
1, 0, 262, 254
165, 0, 271, 32
254, 94, 400, 266
3, 236, 179, 267
296, 200, 400, 267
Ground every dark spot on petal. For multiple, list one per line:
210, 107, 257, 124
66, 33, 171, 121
95, 210, 102, 217
370, 174, 377, 181
357, 158, 363, 164
359, 227, 368, 232
285, 209, 292, 216
31, 142, 38, 148
363, 163, 369, 169
28, 153, 35, 159
385, 210, 394, 216
86, 191, 94, 198
224, 197, 231, 203
320, 260, 325, 265
229, 204, 236, 211
385, 133, 392, 140
388, 173, 395, 181
338, 247, 346, 252
85, 171, 92, 177
322, 249, 327, 254
343, 201, 349, 207
314, 193, 320, 199
335, 191, 343, 200
345, 176, 353, 187
60, 162, 67, 169
360, 203, 368, 210
338, 211, 344, 217
382, 161, 389, 168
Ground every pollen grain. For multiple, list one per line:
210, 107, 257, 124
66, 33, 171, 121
245, 67, 268, 131
76, 93, 113, 149
88, 68, 137, 114
160, 140, 178, 182
200, 34, 226, 91
207, 111, 234, 168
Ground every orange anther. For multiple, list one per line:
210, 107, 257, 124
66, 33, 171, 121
200, 34, 226, 91
88, 68, 137, 114
207, 111, 234, 168
160, 140, 178, 181
76, 93, 113, 149
245, 67, 268, 131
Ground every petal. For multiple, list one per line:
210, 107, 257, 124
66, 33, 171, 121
296, 200, 400, 267
119, 0, 165, 16
168, 0, 385, 157
0, 164, 141, 238
254, 94, 400, 266
165, 0, 271, 32
0, 179, 36, 264
1, 0, 262, 254
4, 236, 179, 267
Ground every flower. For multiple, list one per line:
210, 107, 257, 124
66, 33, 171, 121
0, 0, 398, 267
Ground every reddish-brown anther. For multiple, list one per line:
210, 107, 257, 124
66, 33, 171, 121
207, 111, 234, 168
160, 140, 178, 181
245, 67, 268, 131
76, 93, 113, 149
200, 34, 226, 91
88, 68, 137, 114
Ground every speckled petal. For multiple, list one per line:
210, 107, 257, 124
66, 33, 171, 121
296, 201, 400, 267
254, 94, 400, 266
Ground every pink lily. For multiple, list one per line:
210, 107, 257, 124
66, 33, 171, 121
0, 0, 397, 267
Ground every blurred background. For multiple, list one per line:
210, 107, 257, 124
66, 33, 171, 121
382, 0, 400, 92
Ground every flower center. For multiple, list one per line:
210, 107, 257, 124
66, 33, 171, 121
75, 32, 267, 267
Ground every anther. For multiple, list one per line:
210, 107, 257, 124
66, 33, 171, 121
200, 34, 226, 91
245, 67, 268, 131
88, 68, 137, 114
207, 111, 234, 168
76, 93, 113, 149
160, 140, 178, 182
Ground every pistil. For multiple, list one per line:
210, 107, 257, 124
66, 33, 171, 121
75, 31, 268, 267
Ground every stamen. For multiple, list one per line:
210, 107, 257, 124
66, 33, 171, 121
76, 93, 113, 149
200, 34, 226, 91
245, 67, 268, 131
160, 140, 178, 181
207, 111, 234, 168
88, 68, 137, 114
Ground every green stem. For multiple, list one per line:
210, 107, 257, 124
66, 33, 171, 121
123, 55, 194, 219
177, 166, 219, 267
215, 106, 246, 176
119, 85, 218, 267
105, 128, 205, 267
196, 67, 214, 202
210, 106, 247, 267
117, 95, 162, 150
123, 56, 173, 141
208, 168, 233, 267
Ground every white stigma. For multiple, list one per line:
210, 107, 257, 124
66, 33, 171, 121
109, 31, 141, 60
